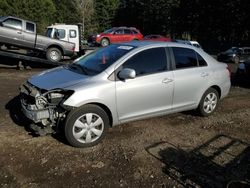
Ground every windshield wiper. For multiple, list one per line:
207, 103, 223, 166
70, 64, 88, 75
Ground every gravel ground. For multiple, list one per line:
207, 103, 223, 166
0, 66, 249, 188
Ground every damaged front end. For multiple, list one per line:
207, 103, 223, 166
20, 82, 74, 135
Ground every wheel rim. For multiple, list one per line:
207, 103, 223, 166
72, 113, 104, 144
101, 39, 109, 46
203, 93, 217, 114
50, 50, 60, 61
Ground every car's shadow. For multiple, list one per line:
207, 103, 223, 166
145, 134, 250, 188
5, 95, 32, 129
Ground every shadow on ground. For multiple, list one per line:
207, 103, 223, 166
146, 135, 250, 188
5, 95, 32, 128
5, 95, 69, 144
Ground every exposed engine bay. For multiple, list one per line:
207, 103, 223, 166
20, 82, 73, 135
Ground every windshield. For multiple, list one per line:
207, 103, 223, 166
103, 28, 115, 34
72, 44, 135, 75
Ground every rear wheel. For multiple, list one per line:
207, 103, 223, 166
197, 88, 219, 116
100, 38, 110, 47
64, 105, 109, 148
46, 47, 62, 63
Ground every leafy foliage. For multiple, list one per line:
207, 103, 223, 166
0, 0, 250, 52
94, 0, 120, 32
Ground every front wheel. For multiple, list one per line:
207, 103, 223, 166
46, 47, 62, 63
197, 88, 219, 116
64, 105, 109, 148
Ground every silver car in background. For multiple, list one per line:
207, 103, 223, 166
20, 41, 231, 147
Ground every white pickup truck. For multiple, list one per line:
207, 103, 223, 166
45, 24, 87, 56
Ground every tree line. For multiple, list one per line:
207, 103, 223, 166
0, 0, 250, 52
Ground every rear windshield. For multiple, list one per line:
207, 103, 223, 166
72, 44, 136, 75
45, 28, 53, 38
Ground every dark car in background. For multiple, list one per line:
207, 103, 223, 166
217, 47, 250, 63
88, 27, 143, 47
143, 35, 171, 42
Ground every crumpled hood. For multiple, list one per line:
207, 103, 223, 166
28, 66, 90, 90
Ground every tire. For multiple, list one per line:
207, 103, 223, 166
197, 88, 219, 116
100, 38, 110, 47
46, 47, 62, 63
64, 104, 109, 148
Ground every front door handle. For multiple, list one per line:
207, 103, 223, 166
17, 31, 22, 34
162, 78, 173, 84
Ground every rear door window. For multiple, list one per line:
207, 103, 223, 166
26, 22, 35, 33
114, 29, 124, 34
124, 29, 132, 34
196, 53, 207, 66
121, 47, 168, 76
172, 47, 198, 69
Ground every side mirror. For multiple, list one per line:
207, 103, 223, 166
118, 68, 136, 80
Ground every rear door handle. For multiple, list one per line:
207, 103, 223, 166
201, 72, 209, 77
162, 78, 173, 84
17, 31, 22, 34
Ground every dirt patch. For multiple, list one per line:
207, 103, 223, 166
0, 67, 249, 187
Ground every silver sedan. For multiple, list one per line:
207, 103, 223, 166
20, 41, 231, 147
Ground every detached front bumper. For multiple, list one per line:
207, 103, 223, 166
21, 100, 52, 123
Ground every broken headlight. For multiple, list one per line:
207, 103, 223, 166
44, 90, 74, 105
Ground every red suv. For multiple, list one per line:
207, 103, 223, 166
90, 27, 143, 47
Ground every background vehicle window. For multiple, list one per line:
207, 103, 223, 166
45, 28, 53, 37
122, 48, 167, 76
26, 22, 35, 32
69, 30, 77, 38
132, 29, 138, 34
124, 29, 132, 34
54, 29, 65, 39
173, 47, 198, 69
3, 18, 22, 30
196, 53, 207, 66
114, 29, 123, 34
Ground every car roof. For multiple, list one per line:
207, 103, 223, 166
121, 41, 201, 50
112, 26, 138, 30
